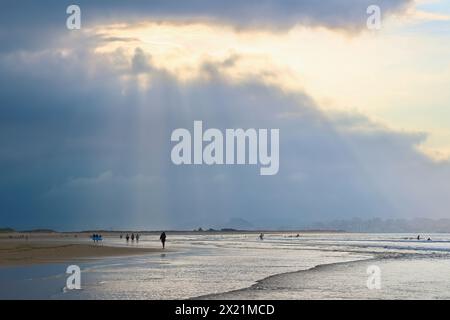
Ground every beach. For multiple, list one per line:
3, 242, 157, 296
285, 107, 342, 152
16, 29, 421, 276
1, 232, 450, 299
0, 233, 164, 267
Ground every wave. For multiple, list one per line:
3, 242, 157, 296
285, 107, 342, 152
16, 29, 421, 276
195, 248, 450, 300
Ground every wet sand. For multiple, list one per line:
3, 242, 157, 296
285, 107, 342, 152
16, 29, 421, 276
0, 234, 164, 266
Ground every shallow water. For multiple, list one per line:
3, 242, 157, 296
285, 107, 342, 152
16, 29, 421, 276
206, 256, 450, 300
1, 233, 450, 299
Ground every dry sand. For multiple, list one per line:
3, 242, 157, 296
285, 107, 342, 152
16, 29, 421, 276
0, 233, 163, 267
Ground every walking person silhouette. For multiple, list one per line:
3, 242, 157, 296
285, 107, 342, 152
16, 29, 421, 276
160, 232, 167, 249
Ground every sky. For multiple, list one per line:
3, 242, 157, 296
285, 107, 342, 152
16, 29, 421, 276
1, 0, 450, 231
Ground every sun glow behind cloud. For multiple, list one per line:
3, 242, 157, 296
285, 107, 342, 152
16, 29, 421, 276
91, 10, 450, 160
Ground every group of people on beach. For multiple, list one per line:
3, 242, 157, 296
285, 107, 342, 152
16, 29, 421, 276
120, 233, 140, 242
119, 231, 167, 249
91, 234, 102, 242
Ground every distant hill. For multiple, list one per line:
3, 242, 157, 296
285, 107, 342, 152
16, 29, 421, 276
0, 227, 15, 233
222, 218, 254, 230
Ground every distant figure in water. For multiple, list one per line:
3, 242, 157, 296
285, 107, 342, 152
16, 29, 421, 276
417, 235, 420, 240
160, 232, 167, 249
126, 234, 130, 242
259, 233, 264, 240
120, 234, 123, 239
131, 233, 135, 241
296, 234, 300, 238
428, 237, 431, 241
136, 234, 140, 242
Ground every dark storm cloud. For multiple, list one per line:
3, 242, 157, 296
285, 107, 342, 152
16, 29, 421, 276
0, 0, 412, 53
1, 45, 450, 231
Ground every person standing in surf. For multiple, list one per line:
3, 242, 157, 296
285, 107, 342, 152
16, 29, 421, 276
160, 232, 167, 249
